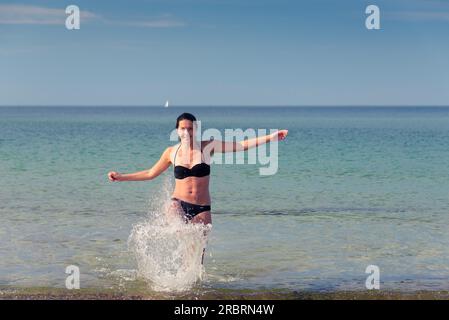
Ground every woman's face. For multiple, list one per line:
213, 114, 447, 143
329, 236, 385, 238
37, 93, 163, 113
177, 119, 195, 141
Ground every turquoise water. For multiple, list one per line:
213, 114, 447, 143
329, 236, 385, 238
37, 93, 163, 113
1, 106, 449, 293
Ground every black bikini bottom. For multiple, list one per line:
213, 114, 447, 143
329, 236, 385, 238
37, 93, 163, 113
171, 197, 211, 220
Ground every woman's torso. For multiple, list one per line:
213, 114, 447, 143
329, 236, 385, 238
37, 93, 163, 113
170, 141, 212, 205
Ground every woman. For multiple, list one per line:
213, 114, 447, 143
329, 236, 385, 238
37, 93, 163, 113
107, 113, 288, 263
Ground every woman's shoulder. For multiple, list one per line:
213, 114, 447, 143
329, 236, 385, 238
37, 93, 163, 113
167, 144, 180, 164
201, 139, 215, 157
168, 143, 181, 155
201, 138, 214, 146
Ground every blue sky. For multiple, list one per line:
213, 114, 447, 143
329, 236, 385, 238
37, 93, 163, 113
1, 0, 449, 106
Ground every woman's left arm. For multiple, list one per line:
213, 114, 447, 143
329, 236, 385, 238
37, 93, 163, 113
240, 129, 288, 151
210, 129, 288, 153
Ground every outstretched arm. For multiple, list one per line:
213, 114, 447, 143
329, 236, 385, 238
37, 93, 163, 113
210, 129, 288, 153
108, 147, 172, 182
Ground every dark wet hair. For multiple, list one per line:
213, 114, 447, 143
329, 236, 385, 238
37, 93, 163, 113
175, 113, 197, 128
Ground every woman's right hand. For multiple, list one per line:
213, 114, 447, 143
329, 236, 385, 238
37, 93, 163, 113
108, 171, 121, 182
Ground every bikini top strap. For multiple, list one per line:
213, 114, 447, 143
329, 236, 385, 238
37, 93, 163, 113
200, 142, 210, 164
173, 143, 206, 167
173, 144, 181, 168
200, 142, 205, 163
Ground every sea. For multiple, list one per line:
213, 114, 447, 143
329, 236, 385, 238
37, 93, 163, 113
1, 106, 449, 298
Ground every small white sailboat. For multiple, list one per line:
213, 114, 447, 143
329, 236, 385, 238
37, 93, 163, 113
164, 100, 169, 108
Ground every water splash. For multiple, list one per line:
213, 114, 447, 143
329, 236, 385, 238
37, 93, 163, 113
128, 176, 212, 292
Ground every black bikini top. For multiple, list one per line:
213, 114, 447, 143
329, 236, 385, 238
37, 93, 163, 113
173, 144, 210, 179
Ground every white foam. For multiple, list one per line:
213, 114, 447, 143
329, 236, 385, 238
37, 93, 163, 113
127, 176, 212, 292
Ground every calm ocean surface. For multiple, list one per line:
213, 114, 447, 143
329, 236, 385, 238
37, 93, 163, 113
1, 106, 449, 295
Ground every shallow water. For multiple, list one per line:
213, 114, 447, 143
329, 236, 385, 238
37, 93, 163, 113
127, 176, 212, 292
1, 106, 449, 294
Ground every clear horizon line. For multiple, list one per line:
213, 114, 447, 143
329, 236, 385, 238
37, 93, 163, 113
1, 105, 449, 108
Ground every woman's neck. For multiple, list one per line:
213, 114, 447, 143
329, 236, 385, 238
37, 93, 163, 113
181, 139, 200, 151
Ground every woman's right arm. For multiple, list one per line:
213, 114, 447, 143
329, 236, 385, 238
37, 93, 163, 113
108, 147, 172, 182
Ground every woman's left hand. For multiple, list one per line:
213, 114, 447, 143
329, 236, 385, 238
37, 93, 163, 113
270, 129, 288, 141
